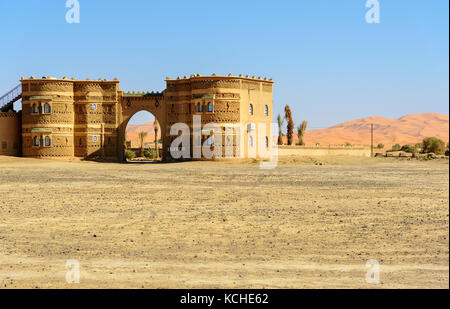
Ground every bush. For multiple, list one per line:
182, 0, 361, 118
124, 149, 136, 160
391, 144, 401, 151
345, 142, 351, 147
400, 144, 416, 153
377, 143, 384, 149
422, 137, 446, 155
144, 148, 157, 159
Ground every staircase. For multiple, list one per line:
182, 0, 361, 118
0, 84, 22, 112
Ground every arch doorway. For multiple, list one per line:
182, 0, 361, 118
124, 110, 162, 161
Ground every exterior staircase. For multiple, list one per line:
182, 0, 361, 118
0, 84, 22, 112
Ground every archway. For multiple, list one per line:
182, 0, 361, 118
124, 110, 162, 161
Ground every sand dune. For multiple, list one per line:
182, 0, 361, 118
126, 122, 161, 147
303, 113, 449, 147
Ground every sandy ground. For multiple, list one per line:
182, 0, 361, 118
0, 155, 448, 289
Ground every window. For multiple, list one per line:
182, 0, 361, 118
32, 103, 39, 114
92, 104, 97, 111
43, 103, 51, 114
197, 103, 202, 112
265, 136, 269, 148
249, 135, 254, 148
33, 136, 40, 146
264, 105, 269, 116
1, 141, 6, 149
249, 104, 253, 116
207, 102, 213, 112
93, 136, 98, 142
44, 136, 51, 147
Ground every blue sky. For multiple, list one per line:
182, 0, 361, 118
0, 0, 448, 127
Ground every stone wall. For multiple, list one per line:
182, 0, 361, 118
277, 146, 371, 157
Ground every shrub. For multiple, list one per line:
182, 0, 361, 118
422, 137, 446, 155
124, 149, 136, 160
377, 143, 384, 149
400, 144, 416, 153
345, 142, 351, 147
144, 148, 157, 159
391, 144, 401, 151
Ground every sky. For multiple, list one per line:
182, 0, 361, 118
0, 0, 448, 127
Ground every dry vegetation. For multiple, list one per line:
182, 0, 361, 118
0, 155, 448, 288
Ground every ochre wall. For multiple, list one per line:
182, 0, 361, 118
0, 112, 21, 156
18, 74, 274, 161
277, 146, 371, 157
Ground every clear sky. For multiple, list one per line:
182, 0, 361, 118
0, 0, 448, 127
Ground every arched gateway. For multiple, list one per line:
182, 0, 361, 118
15, 74, 273, 161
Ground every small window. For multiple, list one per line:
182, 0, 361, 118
43, 103, 51, 114
207, 102, 213, 112
93, 136, 98, 142
44, 136, 51, 147
197, 103, 202, 112
249, 104, 253, 116
264, 105, 269, 116
1, 141, 6, 149
32, 104, 39, 114
249, 135, 254, 148
92, 104, 97, 111
265, 136, 269, 148
33, 136, 40, 146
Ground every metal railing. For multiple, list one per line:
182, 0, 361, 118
0, 84, 22, 111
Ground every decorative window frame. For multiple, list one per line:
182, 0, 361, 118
42, 102, 52, 114
43, 135, 52, 147
32, 135, 41, 147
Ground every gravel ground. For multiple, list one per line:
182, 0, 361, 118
0, 155, 448, 288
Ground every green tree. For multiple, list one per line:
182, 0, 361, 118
296, 120, 308, 146
377, 143, 384, 149
284, 105, 294, 145
276, 114, 285, 145
391, 144, 401, 151
400, 144, 416, 153
422, 137, 446, 155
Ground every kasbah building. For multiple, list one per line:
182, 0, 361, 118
0, 74, 274, 161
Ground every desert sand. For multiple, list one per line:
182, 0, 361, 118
303, 113, 449, 147
0, 155, 448, 289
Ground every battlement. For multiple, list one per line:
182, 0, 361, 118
20, 76, 120, 84
165, 73, 274, 83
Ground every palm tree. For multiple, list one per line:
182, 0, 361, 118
297, 120, 308, 146
284, 105, 294, 145
138, 131, 148, 157
277, 114, 285, 145
154, 119, 159, 159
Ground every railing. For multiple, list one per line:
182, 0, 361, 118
0, 84, 22, 111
